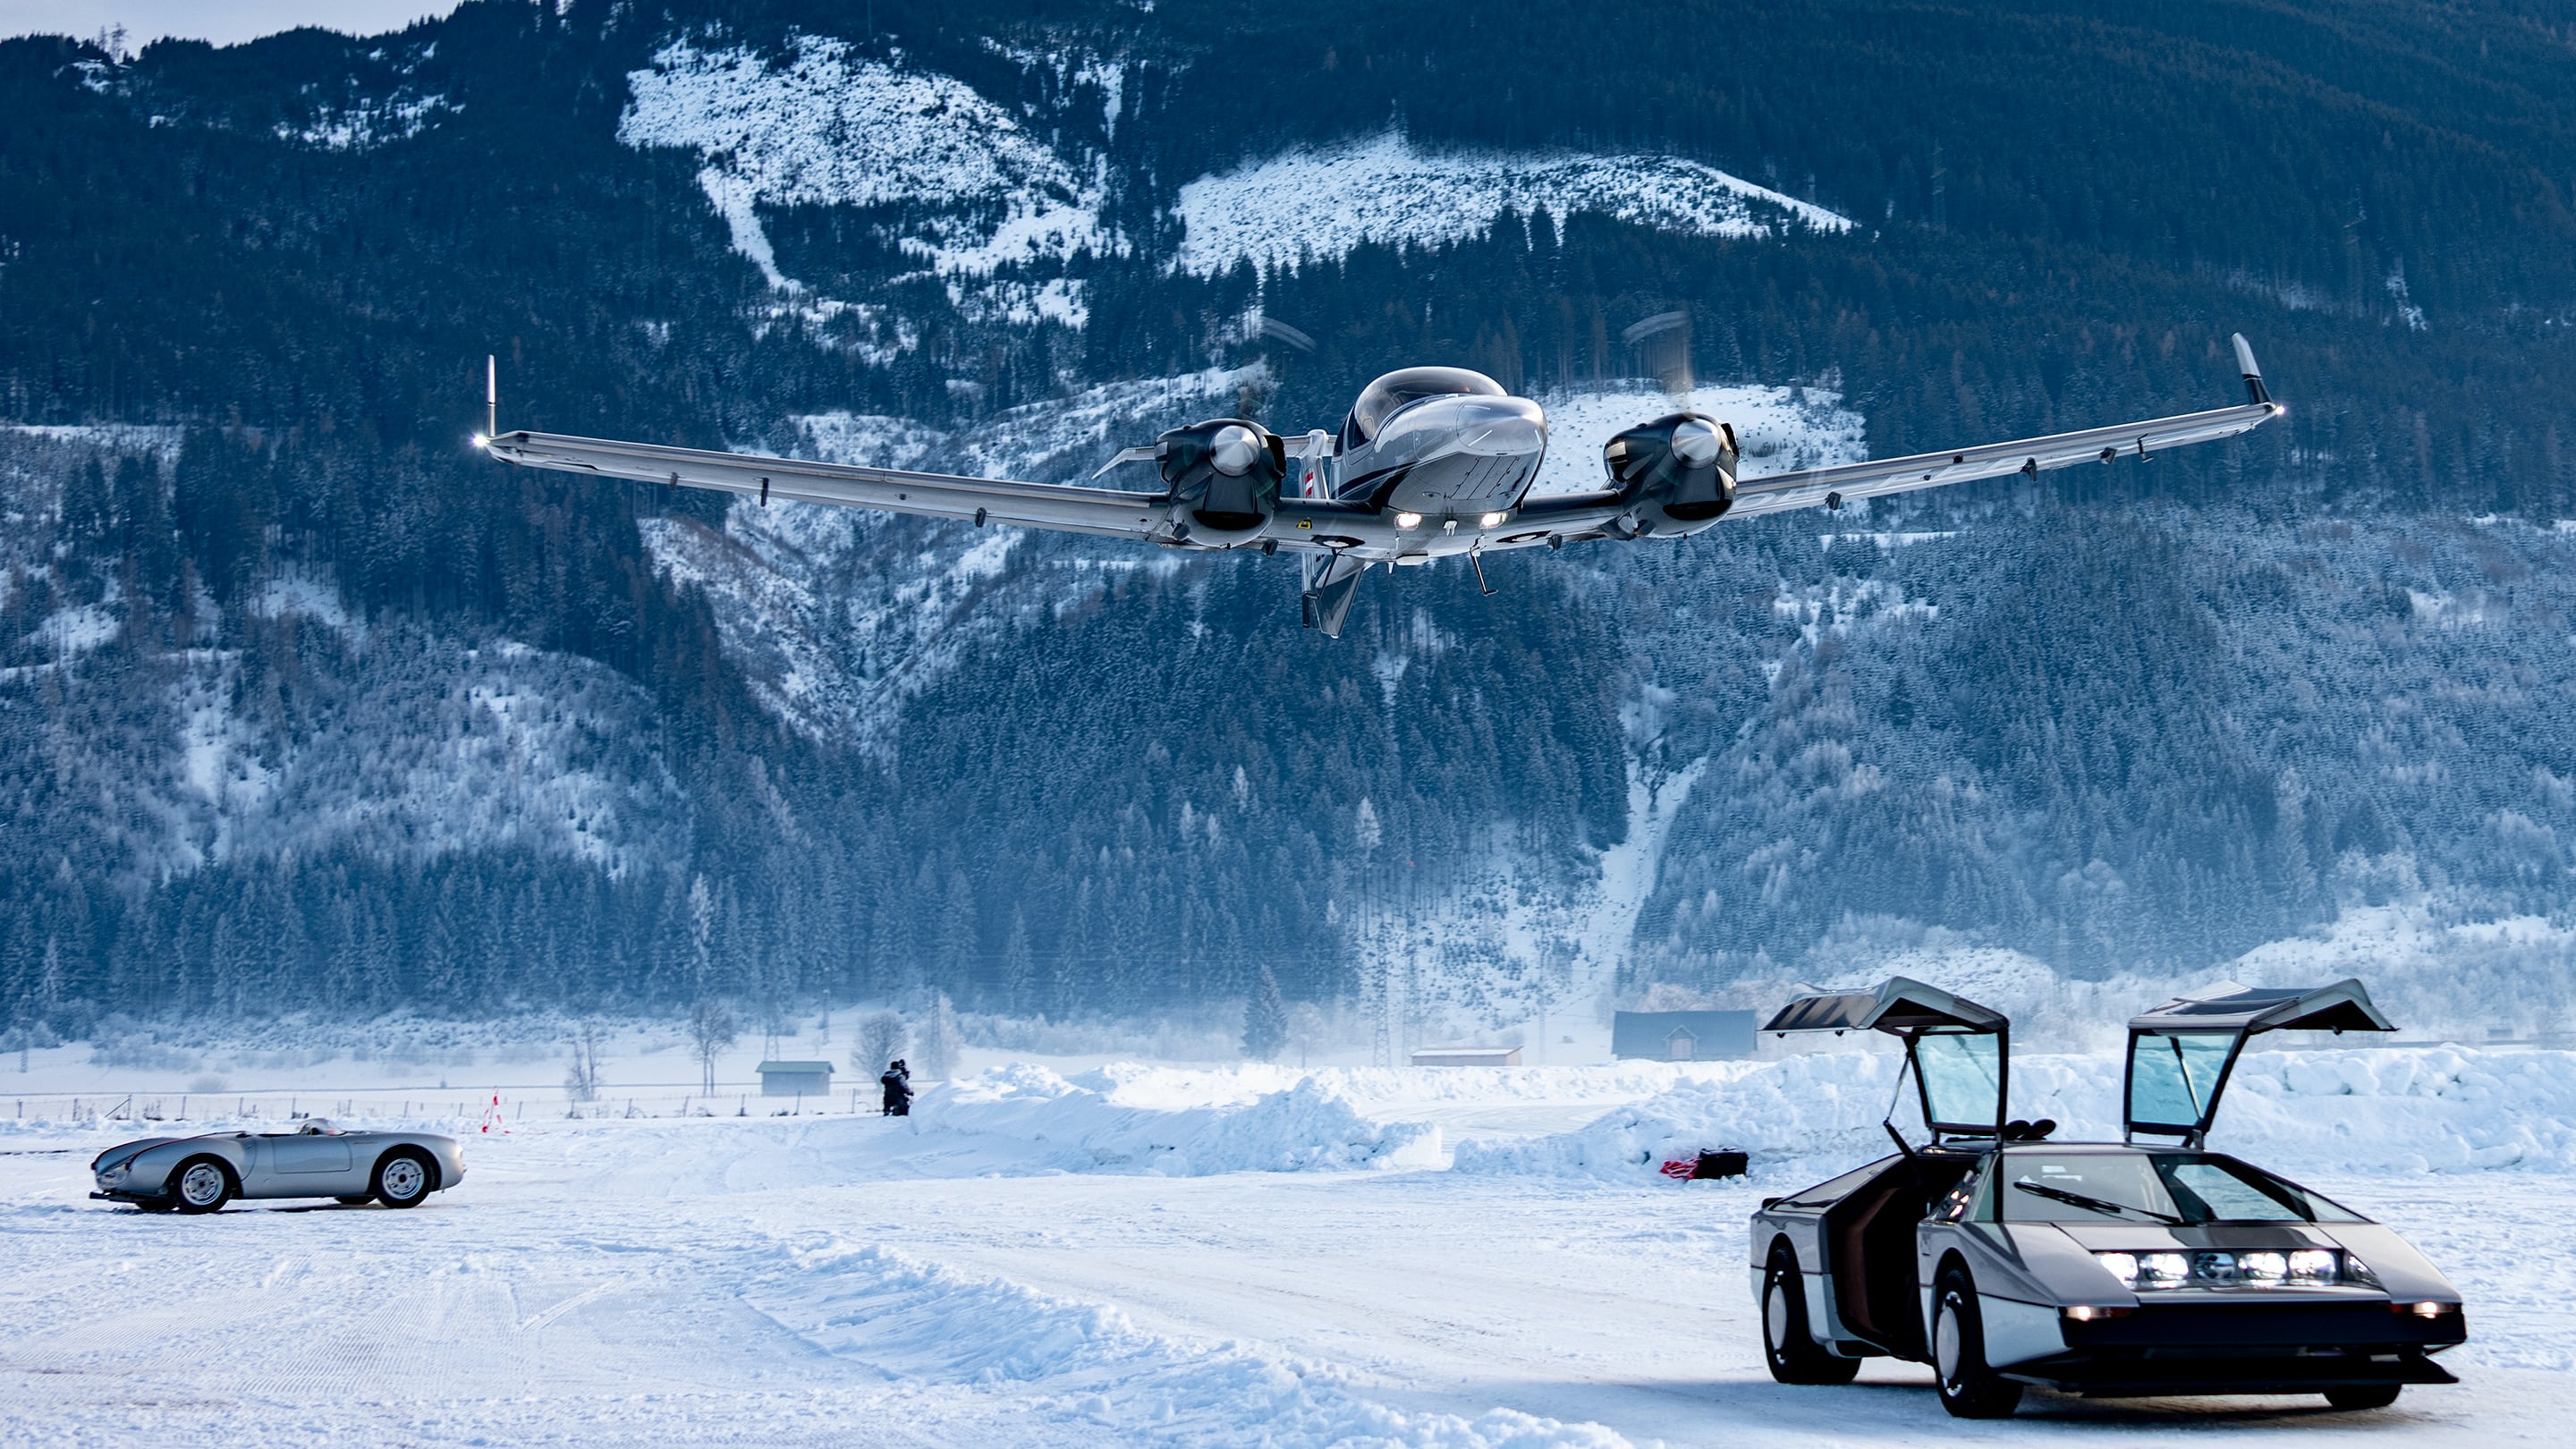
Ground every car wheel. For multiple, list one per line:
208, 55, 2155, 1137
334, 1196, 373, 1206
1932, 1267, 2022, 1419
1762, 1249, 1860, 1385
2324, 1385, 2402, 1411
373, 1149, 435, 1208
173, 1157, 233, 1215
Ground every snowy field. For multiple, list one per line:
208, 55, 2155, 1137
4, 1050, 2572, 1446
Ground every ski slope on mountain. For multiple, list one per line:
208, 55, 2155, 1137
1175, 130, 1853, 276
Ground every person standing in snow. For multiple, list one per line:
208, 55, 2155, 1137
879, 1059, 913, 1116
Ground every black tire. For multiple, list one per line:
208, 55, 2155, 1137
334, 1195, 373, 1206
1932, 1266, 2022, 1419
172, 1157, 234, 1215
372, 1149, 436, 1208
2325, 1385, 2402, 1411
1762, 1248, 1861, 1385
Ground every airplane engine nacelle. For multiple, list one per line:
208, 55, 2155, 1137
1601, 412, 1738, 538
1155, 418, 1285, 544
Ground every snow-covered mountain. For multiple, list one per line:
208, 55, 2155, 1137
4, 0, 2574, 1041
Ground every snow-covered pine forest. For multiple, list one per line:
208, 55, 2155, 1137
4, 0, 2576, 1043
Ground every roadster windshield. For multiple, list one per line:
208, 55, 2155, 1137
2002, 1151, 2363, 1224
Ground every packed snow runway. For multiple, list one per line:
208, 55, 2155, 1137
4, 1053, 2572, 1447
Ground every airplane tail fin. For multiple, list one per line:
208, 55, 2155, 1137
2231, 334, 2272, 407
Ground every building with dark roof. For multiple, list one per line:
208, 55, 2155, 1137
756, 1060, 836, 1097
1611, 1010, 1756, 1062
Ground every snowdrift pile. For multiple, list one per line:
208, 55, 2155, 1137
747, 1237, 1630, 1447
912, 1063, 1443, 1175
1453, 1046, 2576, 1182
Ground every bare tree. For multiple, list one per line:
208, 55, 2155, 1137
4, 1021, 57, 1073
854, 1010, 906, 1080
564, 1021, 604, 1106
916, 994, 963, 1080
687, 999, 737, 1095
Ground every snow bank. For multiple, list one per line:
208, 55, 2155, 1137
912, 1063, 1443, 1175
747, 1238, 1631, 1447
1451, 1052, 1911, 1182
1175, 130, 1851, 277
1454, 1046, 2576, 1182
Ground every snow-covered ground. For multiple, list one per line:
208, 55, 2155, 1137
4, 1049, 2570, 1445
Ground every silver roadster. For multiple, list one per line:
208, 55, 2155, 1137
89, 1119, 466, 1213
1748, 978, 2463, 1418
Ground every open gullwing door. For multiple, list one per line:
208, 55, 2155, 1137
1763, 977, 2009, 1145
2123, 979, 2394, 1148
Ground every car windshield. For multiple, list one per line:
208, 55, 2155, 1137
2001, 1151, 2363, 1224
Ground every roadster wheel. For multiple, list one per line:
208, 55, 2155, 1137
2324, 1384, 2402, 1411
1761, 1249, 1860, 1385
373, 1149, 434, 1208
173, 1157, 233, 1215
1932, 1267, 2021, 1419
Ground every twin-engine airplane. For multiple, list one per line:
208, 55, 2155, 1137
478, 335, 2282, 638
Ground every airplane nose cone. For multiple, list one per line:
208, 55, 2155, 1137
1671, 416, 1726, 467
1209, 424, 1263, 476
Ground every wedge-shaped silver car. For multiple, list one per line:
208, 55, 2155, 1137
1748, 979, 2463, 1418
90, 1119, 466, 1213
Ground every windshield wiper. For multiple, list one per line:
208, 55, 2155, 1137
2012, 1178, 2184, 1224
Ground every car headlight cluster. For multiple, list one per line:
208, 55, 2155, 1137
2096, 1249, 2351, 1290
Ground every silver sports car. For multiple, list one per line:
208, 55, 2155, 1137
89, 1119, 467, 1213
1747, 978, 2463, 1418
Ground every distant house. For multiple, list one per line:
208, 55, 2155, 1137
756, 1060, 835, 1097
1612, 1010, 1756, 1063
1411, 1045, 1522, 1067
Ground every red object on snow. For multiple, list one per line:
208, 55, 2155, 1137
1661, 1148, 1749, 1181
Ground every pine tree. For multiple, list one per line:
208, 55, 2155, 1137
1242, 965, 1289, 1062
1001, 908, 1034, 1015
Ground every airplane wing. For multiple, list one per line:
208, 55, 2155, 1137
480, 428, 1173, 541
1724, 335, 2282, 521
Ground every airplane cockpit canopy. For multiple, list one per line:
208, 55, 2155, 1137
1339, 367, 1507, 451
